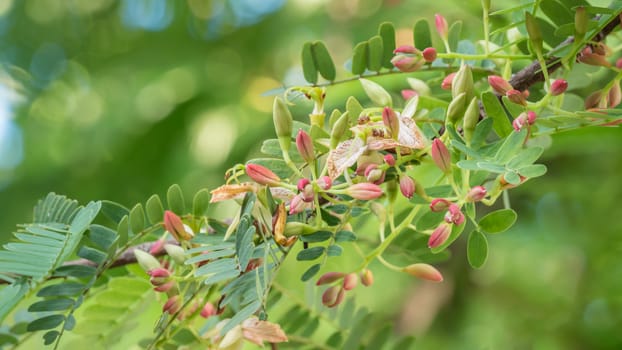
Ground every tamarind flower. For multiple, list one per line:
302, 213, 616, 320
403, 263, 443, 282
441, 72, 456, 90
444, 204, 465, 225
488, 75, 513, 95
550, 79, 568, 96
466, 186, 487, 202
428, 222, 451, 248
346, 183, 383, 200
245, 163, 281, 186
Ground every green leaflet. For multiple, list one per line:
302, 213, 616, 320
192, 189, 210, 217
312, 41, 336, 81
479, 209, 517, 234
167, 184, 185, 215
378, 22, 396, 68
481, 92, 513, 137
367, 35, 384, 72
301, 41, 318, 84
128, 203, 145, 235
467, 230, 488, 268
413, 19, 432, 50
145, 194, 164, 225
351, 41, 368, 75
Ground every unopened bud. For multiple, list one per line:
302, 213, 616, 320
578, 49, 611, 67
466, 186, 487, 202
584, 90, 605, 109
444, 204, 465, 225
575, 6, 588, 38
289, 194, 306, 215
317, 176, 332, 190
435, 14, 448, 40
428, 222, 451, 248
134, 249, 161, 272
342, 273, 358, 291
393, 45, 418, 54
164, 244, 186, 265
451, 64, 474, 101
384, 154, 395, 166
153, 280, 175, 293
297, 178, 311, 192
446, 91, 467, 124
163, 295, 181, 314
360, 78, 392, 107
431, 139, 451, 173
441, 72, 455, 90
149, 238, 165, 255
273, 97, 293, 153
364, 164, 385, 185
382, 107, 400, 139
246, 163, 281, 186
401, 89, 418, 100
361, 269, 374, 286
506, 89, 527, 106
430, 198, 451, 212
488, 75, 513, 95
526, 111, 537, 125
391, 55, 425, 73
296, 129, 315, 163
300, 183, 314, 202
200, 302, 216, 318
399, 175, 416, 199
322, 286, 342, 308
163, 210, 192, 242
422, 47, 437, 62
148, 267, 171, 278
550, 79, 568, 96
616, 58, 622, 69
330, 112, 349, 149
402, 263, 443, 282
462, 97, 479, 143
608, 81, 621, 108
316, 272, 345, 286
346, 183, 383, 200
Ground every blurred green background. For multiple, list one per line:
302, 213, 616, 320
0, 0, 621, 348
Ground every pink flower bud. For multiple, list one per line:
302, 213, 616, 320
246, 163, 281, 186
391, 55, 424, 73
289, 194, 306, 215
300, 183, 314, 202
513, 116, 526, 131
317, 176, 332, 190
322, 286, 341, 307
584, 90, 605, 109
609, 81, 621, 108
316, 272, 345, 286
342, 273, 358, 291
466, 186, 487, 202
506, 89, 527, 106
488, 75, 513, 95
527, 111, 537, 125
200, 302, 216, 318
429, 198, 451, 212
163, 210, 190, 242
431, 139, 451, 173
153, 280, 175, 292
393, 45, 418, 54
296, 129, 315, 163
550, 79, 568, 96
384, 154, 396, 167
297, 178, 311, 192
149, 238, 165, 255
428, 223, 451, 248
616, 58, 622, 69
361, 269, 374, 287
382, 107, 400, 139
163, 295, 181, 314
403, 263, 443, 282
364, 164, 385, 185
578, 50, 611, 67
399, 175, 415, 199
435, 14, 448, 40
148, 267, 171, 278
346, 183, 383, 200
441, 72, 456, 90
444, 204, 464, 225
401, 89, 418, 100
422, 47, 437, 62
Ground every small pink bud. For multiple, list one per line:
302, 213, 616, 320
296, 129, 315, 163
317, 176, 332, 190
148, 267, 171, 278
488, 75, 513, 95
401, 89, 418, 100
431, 139, 451, 173
346, 183, 383, 200
300, 183, 314, 202
246, 163, 281, 186
384, 154, 396, 167
382, 107, 400, 139
513, 116, 526, 131
153, 280, 175, 292
422, 47, 437, 62
342, 273, 358, 291
429, 198, 451, 212
608, 81, 621, 108
163, 210, 190, 242
441, 72, 456, 90
393, 45, 418, 54
428, 223, 451, 248
391, 56, 424, 73
399, 175, 415, 199
444, 204, 464, 225
316, 272, 345, 286
526, 111, 537, 125
297, 178, 310, 192
578, 51, 611, 67
289, 194, 306, 215
200, 302, 216, 318
584, 90, 605, 109
550, 79, 568, 96
364, 164, 385, 185
435, 14, 448, 40
616, 58, 622, 69
466, 186, 487, 202
506, 89, 527, 106
149, 238, 165, 255
361, 269, 374, 287
403, 263, 443, 282
322, 286, 341, 307
163, 295, 181, 314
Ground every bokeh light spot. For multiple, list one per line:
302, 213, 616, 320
121, 0, 173, 31
191, 109, 237, 167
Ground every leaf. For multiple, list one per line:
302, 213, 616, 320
540, 0, 573, 26
100, 200, 129, 224
128, 203, 145, 235
495, 129, 527, 163
378, 22, 396, 68
28, 298, 75, 312
366, 35, 384, 72
236, 222, 255, 271
27, 315, 65, 332
88, 224, 117, 250
312, 41, 336, 81
447, 21, 462, 52
479, 209, 517, 234
507, 147, 544, 169
470, 117, 493, 149
481, 92, 512, 137
192, 189, 211, 216
145, 195, 164, 224
476, 161, 506, 173
34, 193, 79, 224
360, 78, 392, 106
37, 282, 85, 297
351, 41, 368, 75
301, 41, 318, 84
504, 171, 521, 185
301, 264, 321, 281
326, 245, 343, 257
299, 231, 333, 243
53, 265, 97, 278
467, 230, 488, 268
221, 300, 262, 335
413, 19, 432, 50
335, 230, 357, 242
518, 164, 547, 178
167, 184, 185, 214
296, 247, 325, 261
116, 216, 129, 246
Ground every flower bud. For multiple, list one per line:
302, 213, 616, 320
149, 238, 165, 255
431, 139, 451, 173
550, 79, 568, 96
342, 273, 358, 291
462, 97, 479, 144
401, 89, 418, 100
488, 75, 513, 95
246, 163, 281, 186
163, 295, 181, 314
297, 178, 311, 192
435, 14, 448, 40
527, 111, 537, 125
296, 129, 315, 163
153, 280, 176, 293
399, 175, 416, 199
163, 210, 191, 242
330, 112, 349, 149
584, 90, 605, 109
451, 64, 473, 101
616, 58, 622, 69
364, 164, 385, 185
575, 6, 588, 38
317, 176, 332, 190
608, 81, 621, 108
506, 89, 527, 106
164, 244, 186, 265
384, 154, 395, 167
361, 269, 374, 287
346, 183, 383, 200
578, 49, 611, 67
393, 45, 418, 54
391, 55, 425, 73
422, 47, 437, 62
402, 263, 443, 282
288, 194, 306, 215
322, 286, 341, 307
200, 302, 216, 318
134, 249, 161, 272
316, 272, 345, 286
466, 186, 487, 202
273, 97, 293, 153
148, 267, 171, 279
441, 72, 456, 90
428, 223, 451, 248
444, 204, 465, 225
429, 198, 451, 212
382, 107, 400, 139
300, 183, 315, 202
446, 91, 467, 124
